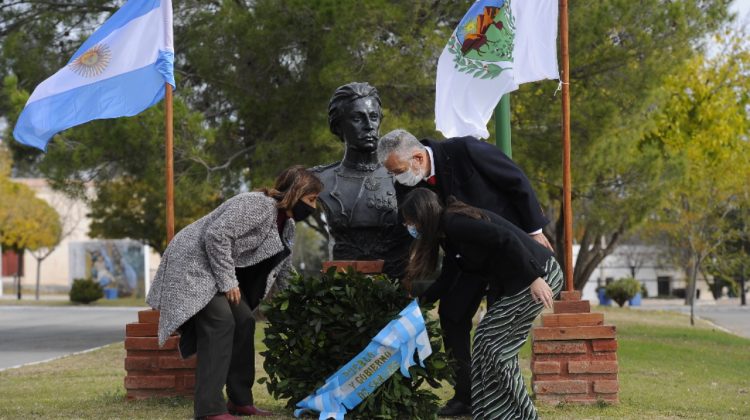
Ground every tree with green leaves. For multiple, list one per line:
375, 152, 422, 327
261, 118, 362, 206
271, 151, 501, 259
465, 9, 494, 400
642, 33, 750, 323
705, 207, 750, 304
510, 0, 734, 289
29, 190, 83, 300
0, 0, 737, 277
0, 143, 62, 299
2, 73, 232, 253
290, 223, 327, 277
1, 1, 469, 252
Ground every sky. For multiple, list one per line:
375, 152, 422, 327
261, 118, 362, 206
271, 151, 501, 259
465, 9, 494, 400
731, 0, 750, 22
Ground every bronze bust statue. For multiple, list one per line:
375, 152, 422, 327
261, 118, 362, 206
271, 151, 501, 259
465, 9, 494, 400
312, 82, 409, 278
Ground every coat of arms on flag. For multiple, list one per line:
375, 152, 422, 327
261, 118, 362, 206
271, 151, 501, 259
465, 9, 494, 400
69, 43, 112, 78
435, 0, 559, 139
448, 0, 515, 80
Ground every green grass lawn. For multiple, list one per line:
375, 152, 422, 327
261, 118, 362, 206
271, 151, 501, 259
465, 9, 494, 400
0, 307, 748, 419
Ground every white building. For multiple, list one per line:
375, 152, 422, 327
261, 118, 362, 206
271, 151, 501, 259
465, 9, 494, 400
576, 244, 716, 302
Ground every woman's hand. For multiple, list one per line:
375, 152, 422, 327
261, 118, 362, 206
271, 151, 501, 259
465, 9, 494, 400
225, 287, 241, 305
530, 277, 554, 309
530, 232, 554, 251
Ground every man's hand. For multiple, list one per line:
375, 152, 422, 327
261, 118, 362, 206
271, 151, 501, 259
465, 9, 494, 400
225, 287, 241, 305
530, 277, 554, 309
531, 232, 553, 251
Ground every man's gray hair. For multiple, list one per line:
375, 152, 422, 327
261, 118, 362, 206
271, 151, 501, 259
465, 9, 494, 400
377, 129, 425, 164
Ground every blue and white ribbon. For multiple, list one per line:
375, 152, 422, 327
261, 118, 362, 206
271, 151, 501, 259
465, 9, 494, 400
294, 299, 432, 420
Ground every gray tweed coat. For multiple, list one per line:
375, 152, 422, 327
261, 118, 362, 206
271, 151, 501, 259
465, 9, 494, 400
146, 192, 295, 346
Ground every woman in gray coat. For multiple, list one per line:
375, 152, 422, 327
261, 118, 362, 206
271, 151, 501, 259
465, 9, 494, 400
147, 165, 322, 420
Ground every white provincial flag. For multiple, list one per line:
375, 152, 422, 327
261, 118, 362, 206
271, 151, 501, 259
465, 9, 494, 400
435, 0, 559, 139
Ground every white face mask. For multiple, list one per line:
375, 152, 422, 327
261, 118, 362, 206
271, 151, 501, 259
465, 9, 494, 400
394, 158, 424, 186
394, 169, 422, 186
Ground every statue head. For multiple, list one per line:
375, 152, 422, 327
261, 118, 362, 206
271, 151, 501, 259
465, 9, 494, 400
328, 82, 383, 153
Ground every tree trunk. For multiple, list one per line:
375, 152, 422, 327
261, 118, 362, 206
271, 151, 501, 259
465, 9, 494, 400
573, 227, 623, 290
305, 212, 331, 259
686, 258, 700, 326
685, 257, 694, 306
35, 258, 42, 301
550, 198, 630, 291
740, 262, 746, 306
16, 251, 22, 300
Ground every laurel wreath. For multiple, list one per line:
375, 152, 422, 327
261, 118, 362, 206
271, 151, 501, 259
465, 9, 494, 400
448, 36, 510, 80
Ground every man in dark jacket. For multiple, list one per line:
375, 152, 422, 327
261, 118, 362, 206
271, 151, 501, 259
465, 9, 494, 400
377, 129, 552, 416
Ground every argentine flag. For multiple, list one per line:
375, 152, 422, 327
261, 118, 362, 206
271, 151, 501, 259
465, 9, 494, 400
13, 0, 174, 151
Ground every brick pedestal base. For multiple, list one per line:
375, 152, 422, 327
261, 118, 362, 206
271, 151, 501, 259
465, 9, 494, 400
531, 291, 619, 404
321, 260, 384, 274
124, 309, 196, 400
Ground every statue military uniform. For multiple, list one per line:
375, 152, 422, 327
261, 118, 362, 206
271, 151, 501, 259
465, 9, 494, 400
312, 161, 409, 278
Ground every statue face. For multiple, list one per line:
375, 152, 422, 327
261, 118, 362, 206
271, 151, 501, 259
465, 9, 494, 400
337, 97, 381, 152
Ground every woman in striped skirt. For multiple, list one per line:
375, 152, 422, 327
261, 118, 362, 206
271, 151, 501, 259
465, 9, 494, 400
400, 188, 562, 419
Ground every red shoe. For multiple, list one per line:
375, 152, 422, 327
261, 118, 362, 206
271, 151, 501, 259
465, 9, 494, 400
202, 414, 238, 420
227, 401, 273, 417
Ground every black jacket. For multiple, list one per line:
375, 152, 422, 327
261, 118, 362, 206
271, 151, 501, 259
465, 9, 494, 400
441, 210, 554, 298
396, 136, 548, 231
395, 137, 548, 318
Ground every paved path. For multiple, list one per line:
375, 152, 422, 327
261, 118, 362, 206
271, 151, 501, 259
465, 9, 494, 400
634, 301, 750, 339
0, 306, 141, 371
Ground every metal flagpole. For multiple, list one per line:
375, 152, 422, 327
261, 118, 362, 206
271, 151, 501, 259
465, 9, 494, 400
560, 0, 574, 292
165, 83, 175, 244
495, 94, 512, 158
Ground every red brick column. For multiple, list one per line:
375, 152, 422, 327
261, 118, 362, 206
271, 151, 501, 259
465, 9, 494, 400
321, 260, 384, 274
124, 309, 196, 400
530, 291, 619, 405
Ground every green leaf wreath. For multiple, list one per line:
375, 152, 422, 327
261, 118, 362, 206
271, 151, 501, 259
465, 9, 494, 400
259, 268, 453, 419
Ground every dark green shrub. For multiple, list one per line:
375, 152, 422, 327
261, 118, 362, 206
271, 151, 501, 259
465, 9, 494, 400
709, 274, 739, 299
260, 269, 453, 419
605, 277, 641, 307
69, 278, 103, 304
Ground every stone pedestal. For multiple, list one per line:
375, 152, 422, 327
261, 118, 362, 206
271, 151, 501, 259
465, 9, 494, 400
124, 309, 196, 400
530, 291, 619, 404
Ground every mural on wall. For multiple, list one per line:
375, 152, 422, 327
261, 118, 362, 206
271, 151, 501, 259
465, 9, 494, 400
69, 240, 146, 297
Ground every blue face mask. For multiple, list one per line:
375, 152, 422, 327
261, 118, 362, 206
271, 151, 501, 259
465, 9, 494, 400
406, 224, 420, 239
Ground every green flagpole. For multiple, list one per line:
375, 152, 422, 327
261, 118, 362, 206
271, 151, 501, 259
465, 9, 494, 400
495, 94, 512, 157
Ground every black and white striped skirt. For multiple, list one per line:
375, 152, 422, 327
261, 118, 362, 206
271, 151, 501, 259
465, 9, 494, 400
471, 257, 563, 420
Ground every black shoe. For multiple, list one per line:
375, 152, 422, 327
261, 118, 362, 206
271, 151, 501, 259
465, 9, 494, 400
438, 399, 471, 417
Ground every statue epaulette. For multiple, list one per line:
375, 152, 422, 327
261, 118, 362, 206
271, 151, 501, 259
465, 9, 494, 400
310, 162, 338, 173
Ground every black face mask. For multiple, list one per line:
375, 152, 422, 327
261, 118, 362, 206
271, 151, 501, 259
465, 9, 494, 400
291, 201, 315, 222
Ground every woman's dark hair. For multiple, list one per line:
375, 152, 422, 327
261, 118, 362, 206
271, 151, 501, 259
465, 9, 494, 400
400, 188, 443, 290
257, 165, 323, 210
400, 189, 488, 289
444, 196, 489, 221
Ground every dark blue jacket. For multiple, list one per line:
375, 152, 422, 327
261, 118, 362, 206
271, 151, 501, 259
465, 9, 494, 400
442, 210, 553, 298
395, 136, 548, 320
